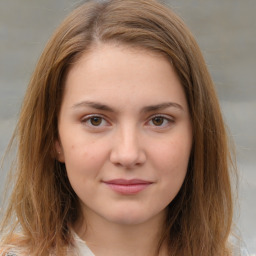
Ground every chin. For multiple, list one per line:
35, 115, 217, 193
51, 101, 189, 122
103, 208, 159, 226
107, 215, 148, 226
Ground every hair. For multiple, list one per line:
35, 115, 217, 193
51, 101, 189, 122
0, 0, 236, 255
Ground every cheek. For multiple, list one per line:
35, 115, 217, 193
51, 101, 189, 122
63, 141, 109, 201
151, 132, 192, 191
155, 137, 191, 170
62, 139, 109, 182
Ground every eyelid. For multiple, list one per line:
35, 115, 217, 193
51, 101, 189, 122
81, 113, 105, 121
150, 113, 174, 120
148, 113, 174, 122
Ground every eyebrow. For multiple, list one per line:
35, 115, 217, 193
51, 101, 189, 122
72, 101, 115, 112
141, 102, 184, 113
72, 101, 184, 113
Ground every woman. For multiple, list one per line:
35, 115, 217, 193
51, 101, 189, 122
0, 0, 240, 255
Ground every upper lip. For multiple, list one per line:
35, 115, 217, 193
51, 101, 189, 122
103, 179, 153, 185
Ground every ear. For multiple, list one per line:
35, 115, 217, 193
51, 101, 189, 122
55, 140, 65, 163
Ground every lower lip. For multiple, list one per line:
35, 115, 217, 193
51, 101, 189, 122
104, 183, 151, 195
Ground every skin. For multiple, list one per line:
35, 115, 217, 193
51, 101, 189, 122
56, 43, 192, 256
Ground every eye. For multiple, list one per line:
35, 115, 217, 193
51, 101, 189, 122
147, 115, 173, 128
89, 116, 103, 126
81, 115, 109, 128
151, 116, 165, 126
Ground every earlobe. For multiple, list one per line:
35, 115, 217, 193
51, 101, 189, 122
55, 140, 65, 163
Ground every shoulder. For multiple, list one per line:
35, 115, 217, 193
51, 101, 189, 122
0, 249, 17, 256
229, 234, 250, 256
0, 245, 27, 256
72, 231, 95, 256
0, 233, 29, 256
0, 249, 22, 256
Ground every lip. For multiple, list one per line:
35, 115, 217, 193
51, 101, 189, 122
103, 179, 153, 195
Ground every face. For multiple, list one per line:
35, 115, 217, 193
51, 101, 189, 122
56, 44, 192, 227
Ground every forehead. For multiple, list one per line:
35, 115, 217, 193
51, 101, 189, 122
62, 43, 187, 111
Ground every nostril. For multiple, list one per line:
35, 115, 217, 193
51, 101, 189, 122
109, 147, 146, 168
109, 128, 146, 168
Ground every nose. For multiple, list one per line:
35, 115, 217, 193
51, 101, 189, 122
110, 125, 146, 169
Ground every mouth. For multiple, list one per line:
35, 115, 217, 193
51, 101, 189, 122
102, 179, 153, 195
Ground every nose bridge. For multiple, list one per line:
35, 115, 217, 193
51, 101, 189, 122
110, 122, 146, 168
120, 123, 138, 149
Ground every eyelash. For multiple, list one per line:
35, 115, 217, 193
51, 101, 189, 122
80, 114, 174, 129
81, 114, 109, 128
146, 114, 174, 128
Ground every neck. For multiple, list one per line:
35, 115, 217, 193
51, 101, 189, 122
73, 208, 168, 256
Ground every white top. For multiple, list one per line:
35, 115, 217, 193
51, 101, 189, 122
2, 232, 250, 256
1, 232, 95, 256
73, 232, 95, 256
72, 232, 251, 256
72, 233, 251, 256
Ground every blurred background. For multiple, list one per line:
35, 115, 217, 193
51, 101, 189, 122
0, 0, 255, 254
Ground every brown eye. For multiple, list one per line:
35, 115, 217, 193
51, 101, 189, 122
152, 116, 164, 126
90, 117, 103, 126
82, 115, 109, 129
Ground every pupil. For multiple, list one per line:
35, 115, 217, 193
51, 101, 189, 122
91, 117, 102, 126
153, 117, 163, 126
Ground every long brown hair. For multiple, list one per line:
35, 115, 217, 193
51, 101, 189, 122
1, 0, 235, 255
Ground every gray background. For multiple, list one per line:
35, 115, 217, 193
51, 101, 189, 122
0, 0, 255, 254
